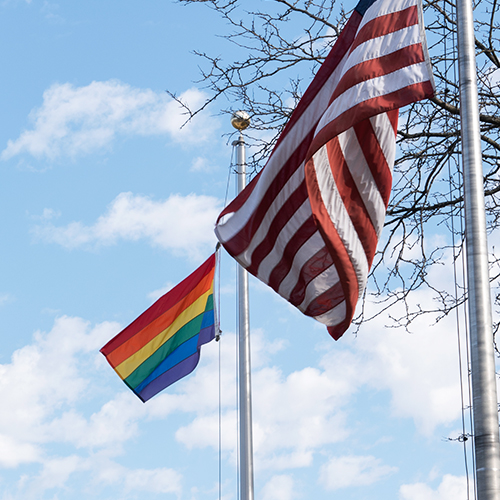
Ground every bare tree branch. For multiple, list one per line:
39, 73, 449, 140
174, 0, 500, 333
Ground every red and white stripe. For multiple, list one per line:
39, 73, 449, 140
215, 0, 434, 340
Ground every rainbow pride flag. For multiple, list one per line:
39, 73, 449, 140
100, 254, 216, 402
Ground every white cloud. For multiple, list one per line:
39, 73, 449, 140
123, 467, 182, 495
251, 365, 351, 469
40, 1, 65, 23
175, 410, 238, 454
349, 291, 466, 436
47, 392, 146, 450
19, 453, 183, 499
488, 66, 500, 88
30, 207, 61, 221
90, 458, 182, 496
318, 313, 464, 436
0, 316, 121, 464
261, 475, 295, 500
0, 314, 185, 498
319, 455, 397, 490
171, 331, 355, 471
1, 80, 218, 161
32, 191, 221, 260
0, 303, 472, 498
399, 474, 468, 500
28, 455, 84, 492
0, 314, 160, 479
168, 305, 468, 474
190, 156, 215, 173
316, 243, 470, 437
0, 434, 40, 467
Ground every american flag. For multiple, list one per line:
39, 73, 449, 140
215, 0, 435, 340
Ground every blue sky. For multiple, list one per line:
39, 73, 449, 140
0, 1, 485, 499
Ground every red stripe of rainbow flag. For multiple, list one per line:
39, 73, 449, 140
100, 254, 216, 402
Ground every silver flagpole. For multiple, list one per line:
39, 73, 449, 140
456, 0, 500, 497
231, 111, 255, 500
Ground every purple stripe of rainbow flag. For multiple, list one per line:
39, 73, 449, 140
101, 254, 216, 402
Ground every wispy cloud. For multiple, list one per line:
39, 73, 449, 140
317, 293, 465, 436
2, 80, 218, 161
261, 475, 295, 500
190, 156, 217, 173
0, 310, 470, 498
172, 330, 355, 471
0, 315, 183, 498
319, 455, 397, 490
0, 315, 120, 467
400, 474, 469, 500
32, 191, 221, 260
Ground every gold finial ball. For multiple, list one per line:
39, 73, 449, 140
231, 110, 251, 130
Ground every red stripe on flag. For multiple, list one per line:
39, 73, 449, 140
331, 44, 426, 104
325, 137, 378, 263
387, 107, 399, 132
350, 6, 419, 53
267, 216, 318, 292
305, 156, 359, 337
353, 119, 393, 208
247, 181, 309, 275
309, 80, 435, 159
303, 280, 345, 317
288, 245, 334, 307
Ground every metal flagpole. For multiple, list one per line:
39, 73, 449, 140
456, 0, 500, 497
231, 111, 255, 500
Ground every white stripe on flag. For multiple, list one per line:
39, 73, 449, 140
370, 113, 396, 175
346, 24, 421, 70
361, 0, 418, 24
312, 145, 369, 296
278, 231, 326, 300
317, 62, 431, 133
298, 263, 341, 313
338, 128, 387, 236
255, 199, 312, 284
